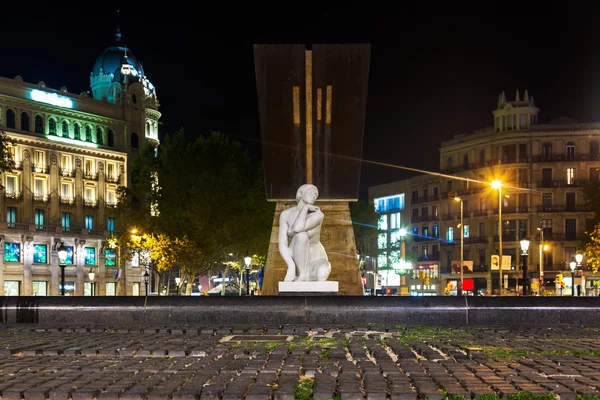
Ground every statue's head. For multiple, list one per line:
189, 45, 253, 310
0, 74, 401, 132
296, 184, 319, 205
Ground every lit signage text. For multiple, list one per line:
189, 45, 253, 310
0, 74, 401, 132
31, 89, 74, 109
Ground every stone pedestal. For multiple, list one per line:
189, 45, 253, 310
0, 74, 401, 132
278, 281, 339, 296
262, 201, 363, 296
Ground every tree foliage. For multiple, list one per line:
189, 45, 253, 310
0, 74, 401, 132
116, 130, 274, 290
350, 200, 379, 258
0, 130, 16, 184
583, 222, 600, 273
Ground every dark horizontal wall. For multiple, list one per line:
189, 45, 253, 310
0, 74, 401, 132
1, 296, 599, 327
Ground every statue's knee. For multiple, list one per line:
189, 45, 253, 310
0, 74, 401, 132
316, 262, 331, 281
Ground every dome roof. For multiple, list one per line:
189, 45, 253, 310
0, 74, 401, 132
92, 44, 145, 79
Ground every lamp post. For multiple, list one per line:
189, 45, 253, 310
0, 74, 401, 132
520, 237, 530, 296
143, 270, 150, 296
57, 242, 68, 296
492, 180, 503, 295
537, 227, 544, 289
454, 197, 464, 296
244, 251, 252, 296
399, 228, 407, 296
569, 260, 577, 297
575, 250, 583, 296
88, 268, 95, 296
175, 276, 181, 295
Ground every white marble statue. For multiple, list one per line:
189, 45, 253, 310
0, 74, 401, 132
279, 184, 331, 282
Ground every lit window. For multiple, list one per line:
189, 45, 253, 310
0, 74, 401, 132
567, 168, 575, 185
446, 227, 454, 243
378, 215, 388, 231
463, 224, 470, 238
390, 212, 400, 229
378, 233, 387, 249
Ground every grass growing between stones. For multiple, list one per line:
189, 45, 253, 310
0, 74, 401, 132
483, 346, 600, 361
294, 376, 314, 400
442, 391, 590, 400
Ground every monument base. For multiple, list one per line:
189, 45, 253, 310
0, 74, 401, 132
262, 201, 363, 296
278, 281, 339, 296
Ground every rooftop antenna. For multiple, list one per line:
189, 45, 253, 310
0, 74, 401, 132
115, 9, 121, 42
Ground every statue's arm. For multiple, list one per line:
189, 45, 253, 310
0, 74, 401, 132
300, 209, 324, 232
278, 213, 295, 269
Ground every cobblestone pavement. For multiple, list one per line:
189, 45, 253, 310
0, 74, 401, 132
0, 324, 600, 399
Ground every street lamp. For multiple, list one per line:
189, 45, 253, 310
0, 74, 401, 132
454, 197, 464, 296
520, 237, 530, 296
575, 251, 583, 266
88, 268, 95, 296
57, 242, 68, 296
569, 260, 577, 297
244, 251, 252, 296
143, 270, 150, 296
398, 228, 407, 296
175, 276, 181, 295
492, 180, 503, 295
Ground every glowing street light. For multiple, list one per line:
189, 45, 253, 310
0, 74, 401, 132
454, 197, 464, 295
492, 180, 503, 295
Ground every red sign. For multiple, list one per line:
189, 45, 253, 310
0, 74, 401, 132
462, 279, 475, 291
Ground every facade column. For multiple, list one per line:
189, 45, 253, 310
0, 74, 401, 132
98, 239, 106, 296
0, 235, 5, 296
75, 158, 83, 229
22, 150, 32, 224
22, 235, 33, 295
50, 239, 60, 296
49, 153, 59, 225
75, 239, 85, 296
98, 164, 106, 230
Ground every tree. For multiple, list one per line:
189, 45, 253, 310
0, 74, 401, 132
0, 130, 16, 183
116, 130, 274, 293
582, 182, 600, 242
583, 222, 600, 273
350, 200, 379, 259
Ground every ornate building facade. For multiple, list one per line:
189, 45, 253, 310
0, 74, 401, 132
369, 91, 599, 296
0, 29, 160, 296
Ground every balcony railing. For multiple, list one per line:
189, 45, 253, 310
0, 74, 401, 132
537, 180, 582, 188
7, 223, 29, 231
536, 205, 590, 213
31, 163, 49, 174
60, 196, 74, 205
60, 168, 75, 177
4, 191, 22, 200
105, 175, 120, 184
33, 193, 48, 202
84, 199, 98, 208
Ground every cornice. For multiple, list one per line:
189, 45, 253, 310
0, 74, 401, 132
7, 131, 127, 161
0, 93, 127, 127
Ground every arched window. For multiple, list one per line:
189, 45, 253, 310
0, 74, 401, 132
590, 141, 599, 159
479, 149, 485, 166
20, 112, 29, 131
6, 109, 15, 129
463, 153, 469, 169
48, 118, 57, 135
96, 127, 103, 145
74, 123, 81, 140
35, 115, 44, 134
85, 125, 92, 141
131, 132, 139, 148
542, 142, 552, 160
61, 121, 69, 137
107, 129, 114, 147
566, 141, 575, 160
447, 156, 453, 169
146, 121, 150, 136
132, 94, 137, 104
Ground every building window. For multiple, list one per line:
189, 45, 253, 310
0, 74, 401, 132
378, 233, 387, 249
107, 217, 115, 234
34, 178, 45, 199
374, 194, 404, 213
542, 142, 552, 160
6, 175, 16, 197
463, 224, 469, 238
34, 209, 44, 229
446, 227, 454, 243
7, 207, 16, 228
378, 215, 388, 231
34, 115, 44, 133
74, 123, 81, 140
62, 212, 71, 232
479, 222, 485, 238
389, 212, 400, 229
96, 127, 103, 144
6, 109, 15, 129
85, 215, 93, 232
20, 112, 29, 131
566, 141, 575, 161
479, 149, 485, 166
84, 186, 96, 205
591, 168, 600, 183
84, 160, 93, 175
433, 225, 439, 238
107, 129, 114, 146
106, 282, 116, 296
4, 281, 20, 296
32, 281, 47, 296
61, 121, 69, 137
447, 156, 453, 169
591, 141, 599, 160
463, 153, 469, 169
106, 189, 116, 206
567, 168, 576, 185
131, 132, 139, 148
48, 118, 57, 135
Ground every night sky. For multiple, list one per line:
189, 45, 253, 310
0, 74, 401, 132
3, 6, 600, 199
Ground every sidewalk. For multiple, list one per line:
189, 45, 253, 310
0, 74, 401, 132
0, 324, 599, 399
